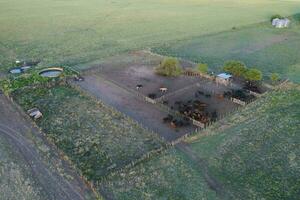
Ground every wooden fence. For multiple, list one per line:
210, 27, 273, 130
156, 82, 200, 103
230, 97, 247, 106
183, 71, 215, 81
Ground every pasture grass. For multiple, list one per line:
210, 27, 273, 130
153, 16, 300, 82
188, 87, 300, 199
1, 0, 300, 72
0, 135, 44, 200
101, 148, 218, 200
12, 85, 164, 181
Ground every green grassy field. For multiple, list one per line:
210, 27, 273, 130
12, 85, 164, 181
154, 15, 300, 82
101, 148, 218, 200
1, 0, 300, 72
187, 87, 300, 199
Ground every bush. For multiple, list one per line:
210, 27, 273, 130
155, 58, 182, 77
0, 73, 49, 95
293, 13, 300, 23
271, 14, 283, 22
223, 60, 247, 77
270, 73, 280, 83
197, 63, 208, 74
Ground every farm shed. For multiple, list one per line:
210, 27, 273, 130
272, 18, 290, 28
216, 73, 232, 86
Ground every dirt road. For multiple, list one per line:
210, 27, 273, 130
0, 94, 97, 200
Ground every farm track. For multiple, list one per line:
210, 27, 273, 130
0, 94, 96, 200
176, 142, 226, 198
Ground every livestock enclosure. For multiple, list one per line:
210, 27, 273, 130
76, 51, 259, 139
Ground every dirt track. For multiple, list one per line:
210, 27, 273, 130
0, 94, 96, 200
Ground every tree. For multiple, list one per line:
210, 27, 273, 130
155, 58, 182, 77
197, 63, 208, 74
244, 68, 263, 82
270, 73, 280, 83
223, 60, 247, 77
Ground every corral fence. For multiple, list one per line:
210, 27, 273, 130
230, 97, 246, 106
156, 82, 201, 103
248, 90, 262, 98
183, 71, 215, 81
192, 119, 205, 128
145, 96, 157, 104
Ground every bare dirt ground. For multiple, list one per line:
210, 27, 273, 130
73, 75, 196, 142
165, 80, 240, 117
0, 94, 97, 200
76, 51, 244, 142
101, 64, 201, 99
85, 50, 198, 99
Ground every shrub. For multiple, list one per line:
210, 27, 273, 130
271, 14, 283, 22
270, 73, 280, 83
197, 63, 208, 74
155, 58, 182, 77
0, 73, 49, 95
223, 60, 247, 77
293, 13, 300, 23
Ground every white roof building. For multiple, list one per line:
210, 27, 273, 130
272, 18, 290, 28
217, 73, 232, 80
216, 73, 232, 86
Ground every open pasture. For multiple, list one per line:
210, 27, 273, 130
187, 87, 300, 199
12, 85, 165, 181
101, 148, 217, 200
154, 17, 300, 83
1, 0, 300, 72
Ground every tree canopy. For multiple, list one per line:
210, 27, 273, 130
197, 63, 208, 74
223, 60, 247, 77
244, 68, 263, 82
155, 58, 182, 77
270, 73, 280, 83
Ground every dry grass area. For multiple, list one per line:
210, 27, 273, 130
12, 85, 165, 181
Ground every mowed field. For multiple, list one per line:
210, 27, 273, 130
1, 0, 300, 72
154, 14, 300, 82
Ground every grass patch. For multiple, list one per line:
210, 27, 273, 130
0, 0, 300, 72
12, 85, 164, 181
153, 20, 300, 82
101, 148, 218, 200
188, 88, 300, 199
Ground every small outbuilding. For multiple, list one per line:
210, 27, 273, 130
216, 73, 232, 86
272, 18, 290, 28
